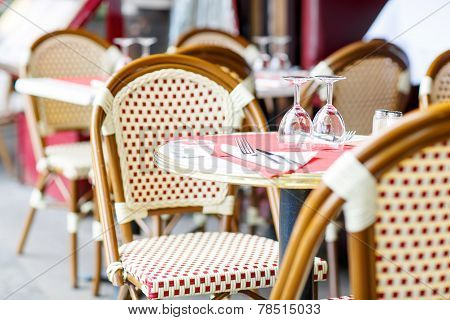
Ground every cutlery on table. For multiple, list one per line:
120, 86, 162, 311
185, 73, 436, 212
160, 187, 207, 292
235, 137, 281, 164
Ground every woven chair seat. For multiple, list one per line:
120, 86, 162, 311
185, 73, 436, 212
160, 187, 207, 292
37, 141, 91, 179
328, 295, 354, 300
118, 232, 328, 299
119, 232, 277, 299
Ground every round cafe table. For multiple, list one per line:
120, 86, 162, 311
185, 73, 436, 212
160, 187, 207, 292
154, 132, 351, 299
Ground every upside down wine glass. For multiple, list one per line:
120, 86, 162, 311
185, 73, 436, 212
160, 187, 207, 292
136, 37, 158, 57
312, 75, 346, 144
252, 36, 271, 71
278, 76, 314, 147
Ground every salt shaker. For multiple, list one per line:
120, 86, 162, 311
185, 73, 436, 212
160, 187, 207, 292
387, 111, 403, 127
372, 109, 389, 134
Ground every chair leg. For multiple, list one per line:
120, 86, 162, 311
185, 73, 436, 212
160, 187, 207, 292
68, 179, 80, 289
327, 240, 340, 298
152, 216, 162, 236
325, 222, 340, 298
69, 232, 78, 288
313, 281, 318, 300
240, 290, 265, 300
91, 240, 102, 296
0, 129, 13, 175
16, 172, 48, 254
211, 292, 231, 300
129, 284, 140, 300
91, 189, 102, 296
118, 285, 130, 300
231, 188, 242, 233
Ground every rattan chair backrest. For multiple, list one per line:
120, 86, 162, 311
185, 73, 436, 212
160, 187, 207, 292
307, 40, 410, 135
23, 29, 112, 137
419, 50, 450, 109
172, 28, 257, 65
271, 101, 450, 300
91, 54, 267, 249
175, 44, 251, 82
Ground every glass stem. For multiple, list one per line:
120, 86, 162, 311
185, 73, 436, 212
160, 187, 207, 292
294, 83, 301, 107
326, 82, 333, 105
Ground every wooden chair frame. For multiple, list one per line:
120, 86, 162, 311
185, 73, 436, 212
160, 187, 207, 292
91, 54, 277, 298
175, 44, 251, 81
175, 28, 251, 52
271, 101, 450, 299
419, 50, 450, 109
18, 28, 111, 294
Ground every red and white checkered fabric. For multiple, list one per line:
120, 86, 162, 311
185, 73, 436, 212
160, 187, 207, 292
328, 295, 354, 300
375, 139, 450, 299
313, 257, 328, 282
119, 232, 278, 299
37, 141, 91, 179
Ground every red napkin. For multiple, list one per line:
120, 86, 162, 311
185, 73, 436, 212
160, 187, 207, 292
171, 132, 354, 179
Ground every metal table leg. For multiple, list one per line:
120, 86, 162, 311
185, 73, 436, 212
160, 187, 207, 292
279, 188, 313, 300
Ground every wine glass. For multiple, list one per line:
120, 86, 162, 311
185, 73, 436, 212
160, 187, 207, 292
312, 75, 346, 144
252, 36, 271, 71
269, 36, 291, 70
278, 76, 314, 147
113, 38, 136, 63
136, 37, 157, 57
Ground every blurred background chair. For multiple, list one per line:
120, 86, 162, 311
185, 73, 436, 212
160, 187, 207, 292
272, 101, 450, 299
17, 29, 118, 293
304, 39, 410, 135
171, 28, 259, 66
419, 50, 450, 109
175, 44, 252, 85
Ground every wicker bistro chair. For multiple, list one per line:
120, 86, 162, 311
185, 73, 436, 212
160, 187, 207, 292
91, 54, 329, 299
419, 50, 450, 109
169, 28, 260, 67
271, 101, 450, 300
17, 29, 122, 292
175, 44, 253, 90
306, 39, 410, 135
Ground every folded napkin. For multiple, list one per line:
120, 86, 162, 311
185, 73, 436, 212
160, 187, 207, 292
168, 132, 359, 179
307, 135, 368, 150
220, 144, 317, 178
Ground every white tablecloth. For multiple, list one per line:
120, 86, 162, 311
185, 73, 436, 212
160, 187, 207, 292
15, 78, 97, 106
364, 0, 450, 85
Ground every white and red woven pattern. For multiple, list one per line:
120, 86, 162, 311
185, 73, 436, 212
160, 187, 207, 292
119, 232, 278, 299
374, 139, 450, 299
179, 32, 247, 61
334, 57, 405, 135
27, 34, 110, 134
113, 69, 235, 211
37, 141, 91, 179
431, 62, 450, 103
313, 257, 328, 282
328, 295, 354, 300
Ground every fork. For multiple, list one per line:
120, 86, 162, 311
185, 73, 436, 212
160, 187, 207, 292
235, 136, 302, 165
235, 136, 281, 164
343, 130, 356, 142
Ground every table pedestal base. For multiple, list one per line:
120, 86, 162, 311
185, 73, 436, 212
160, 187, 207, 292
280, 188, 313, 300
